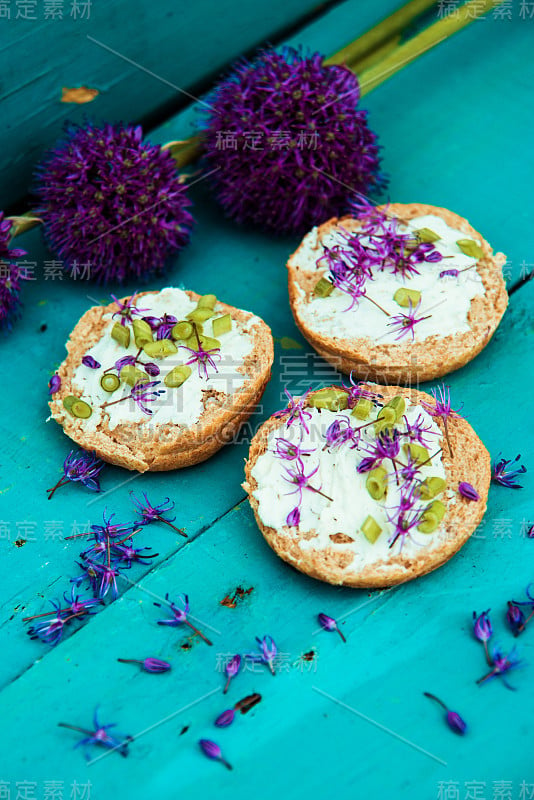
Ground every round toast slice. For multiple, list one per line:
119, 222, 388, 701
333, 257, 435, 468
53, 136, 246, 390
49, 287, 274, 472
287, 203, 508, 383
243, 383, 490, 588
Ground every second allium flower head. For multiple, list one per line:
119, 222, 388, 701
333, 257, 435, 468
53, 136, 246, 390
200, 46, 384, 233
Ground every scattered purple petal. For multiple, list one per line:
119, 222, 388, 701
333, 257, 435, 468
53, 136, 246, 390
492, 454, 527, 489
199, 739, 232, 770
458, 482, 479, 501
81, 355, 101, 369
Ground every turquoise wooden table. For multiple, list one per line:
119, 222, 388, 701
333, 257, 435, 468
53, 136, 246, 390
1, 2, 534, 798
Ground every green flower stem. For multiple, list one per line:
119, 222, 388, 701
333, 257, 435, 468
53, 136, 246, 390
358, 0, 504, 96
325, 0, 437, 69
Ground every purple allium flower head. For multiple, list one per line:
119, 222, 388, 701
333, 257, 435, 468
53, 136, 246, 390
458, 482, 479, 501
0, 211, 28, 331
215, 709, 235, 728
82, 355, 101, 369
35, 122, 194, 284
440, 268, 460, 278
286, 506, 301, 527
59, 707, 130, 759
47, 450, 104, 499
199, 739, 232, 770
423, 693, 466, 736
318, 612, 346, 642
248, 635, 278, 676
506, 602, 526, 637
273, 388, 312, 434
223, 654, 241, 694
48, 374, 61, 395
473, 609, 493, 642
200, 46, 384, 233
117, 657, 171, 673
130, 492, 186, 536
492, 453, 527, 489
387, 301, 431, 341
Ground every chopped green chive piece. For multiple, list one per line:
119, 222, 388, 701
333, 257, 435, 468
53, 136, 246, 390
120, 365, 150, 387
366, 467, 388, 501
351, 398, 373, 420
415, 227, 440, 243
197, 294, 217, 309
374, 406, 396, 433
385, 395, 406, 421
308, 387, 348, 411
70, 399, 92, 419
456, 239, 484, 259
314, 277, 334, 297
212, 314, 232, 337
164, 365, 192, 388
403, 443, 431, 465
417, 500, 446, 533
62, 395, 77, 412
100, 373, 120, 393
171, 321, 194, 340
143, 339, 178, 359
111, 322, 130, 348
132, 319, 153, 347
184, 334, 220, 351
417, 476, 447, 500
393, 288, 421, 308
361, 515, 382, 544
187, 308, 216, 323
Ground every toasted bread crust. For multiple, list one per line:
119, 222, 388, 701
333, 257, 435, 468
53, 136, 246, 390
287, 203, 508, 383
243, 384, 491, 588
49, 290, 274, 472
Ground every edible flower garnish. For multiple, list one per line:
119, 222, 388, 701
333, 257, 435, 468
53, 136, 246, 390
492, 454, 527, 489
58, 708, 131, 759
423, 693, 467, 735
47, 450, 104, 499
318, 612, 346, 642
155, 593, 212, 646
